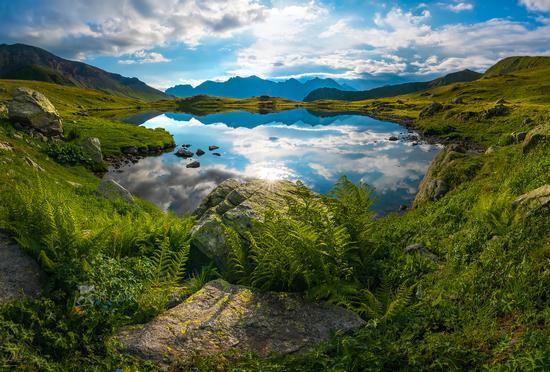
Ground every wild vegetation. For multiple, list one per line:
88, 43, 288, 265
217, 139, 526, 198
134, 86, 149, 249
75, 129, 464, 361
0, 55, 549, 370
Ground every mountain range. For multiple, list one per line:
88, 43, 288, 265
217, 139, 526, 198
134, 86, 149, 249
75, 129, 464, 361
303, 69, 483, 102
165, 76, 355, 101
0, 44, 167, 101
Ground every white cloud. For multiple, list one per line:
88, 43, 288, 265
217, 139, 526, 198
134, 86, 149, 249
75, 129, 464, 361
0, 0, 266, 58
520, 0, 550, 12
118, 50, 171, 64
444, 2, 474, 12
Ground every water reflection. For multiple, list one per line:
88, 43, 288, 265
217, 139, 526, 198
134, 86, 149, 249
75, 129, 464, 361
109, 109, 440, 215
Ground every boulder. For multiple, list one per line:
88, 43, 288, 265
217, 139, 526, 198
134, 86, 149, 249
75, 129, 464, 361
186, 160, 200, 168
484, 104, 508, 119
80, 137, 103, 164
485, 145, 499, 154
512, 184, 550, 215
522, 124, 549, 154
511, 131, 527, 144
175, 148, 193, 158
414, 145, 478, 207
195, 148, 205, 156
404, 244, 438, 261
116, 280, 365, 366
191, 179, 312, 268
0, 234, 46, 303
8, 87, 62, 136
452, 97, 464, 104
208, 145, 219, 151
419, 102, 443, 118
523, 117, 534, 126
388, 135, 399, 141
97, 179, 134, 203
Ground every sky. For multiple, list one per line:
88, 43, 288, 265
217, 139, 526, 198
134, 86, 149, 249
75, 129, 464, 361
1, 0, 550, 90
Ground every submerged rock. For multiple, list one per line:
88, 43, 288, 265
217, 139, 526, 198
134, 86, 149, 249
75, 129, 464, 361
186, 160, 200, 168
8, 87, 63, 136
175, 148, 193, 158
191, 179, 315, 268
116, 280, 365, 366
97, 179, 134, 203
512, 184, 550, 215
212, 152, 221, 156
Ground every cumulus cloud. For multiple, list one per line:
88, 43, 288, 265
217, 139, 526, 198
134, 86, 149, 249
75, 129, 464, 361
520, 0, 550, 12
118, 50, 171, 64
228, 3, 550, 79
0, 0, 265, 58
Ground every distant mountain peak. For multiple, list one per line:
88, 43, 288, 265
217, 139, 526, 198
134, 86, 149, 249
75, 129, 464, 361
165, 75, 349, 100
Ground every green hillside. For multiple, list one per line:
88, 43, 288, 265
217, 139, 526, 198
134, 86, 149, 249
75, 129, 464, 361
0, 44, 168, 101
484, 56, 550, 76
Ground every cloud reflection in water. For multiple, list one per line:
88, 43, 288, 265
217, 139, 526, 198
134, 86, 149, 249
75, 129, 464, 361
107, 109, 440, 215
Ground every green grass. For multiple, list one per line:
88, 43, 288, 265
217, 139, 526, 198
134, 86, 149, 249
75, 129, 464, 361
0, 61, 549, 371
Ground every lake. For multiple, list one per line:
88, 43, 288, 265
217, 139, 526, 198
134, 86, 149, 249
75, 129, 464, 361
105, 109, 441, 215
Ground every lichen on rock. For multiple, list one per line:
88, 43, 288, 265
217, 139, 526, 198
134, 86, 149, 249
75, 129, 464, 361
116, 280, 365, 366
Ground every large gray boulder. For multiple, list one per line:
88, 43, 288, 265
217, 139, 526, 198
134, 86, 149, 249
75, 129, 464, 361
512, 184, 550, 215
8, 87, 63, 136
97, 179, 134, 203
80, 137, 103, 165
116, 280, 365, 366
191, 179, 314, 268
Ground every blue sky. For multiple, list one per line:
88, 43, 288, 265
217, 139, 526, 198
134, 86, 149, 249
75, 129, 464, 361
1, 0, 550, 89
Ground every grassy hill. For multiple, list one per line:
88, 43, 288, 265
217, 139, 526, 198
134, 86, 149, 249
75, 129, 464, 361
0, 44, 168, 101
484, 56, 550, 76
304, 69, 482, 102
0, 57, 548, 370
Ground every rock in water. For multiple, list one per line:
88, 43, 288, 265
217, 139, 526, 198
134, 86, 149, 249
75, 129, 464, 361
191, 179, 316, 268
116, 280, 365, 366
80, 137, 103, 164
186, 160, 200, 168
175, 148, 193, 158
195, 148, 205, 156
208, 145, 219, 151
512, 184, 550, 215
8, 87, 63, 136
212, 152, 221, 156
97, 179, 134, 203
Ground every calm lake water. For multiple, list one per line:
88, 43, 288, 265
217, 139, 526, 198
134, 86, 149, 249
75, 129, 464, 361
106, 109, 440, 215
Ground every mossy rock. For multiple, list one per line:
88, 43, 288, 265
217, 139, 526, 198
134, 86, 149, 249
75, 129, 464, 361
190, 179, 317, 270
115, 280, 365, 366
